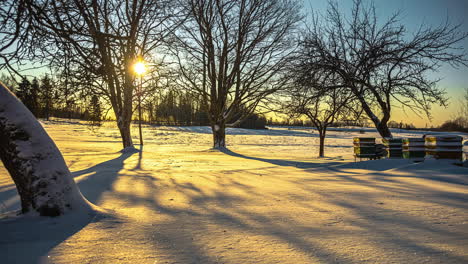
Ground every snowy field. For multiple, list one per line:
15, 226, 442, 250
1, 120, 468, 264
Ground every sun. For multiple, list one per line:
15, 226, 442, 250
133, 61, 147, 76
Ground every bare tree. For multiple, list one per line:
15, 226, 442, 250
170, 0, 302, 148
1, 0, 179, 149
284, 73, 352, 157
300, 0, 468, 138
0, 1, 176, 216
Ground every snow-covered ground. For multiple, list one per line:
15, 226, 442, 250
1, 120, 468, 264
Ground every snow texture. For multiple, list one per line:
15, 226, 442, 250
0, 83, 92, 216
0, 119, 467, 263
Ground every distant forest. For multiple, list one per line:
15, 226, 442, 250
1, 74, 270, 129
3, 73, 468, 133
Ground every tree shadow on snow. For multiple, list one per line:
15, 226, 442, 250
0, 151, 135, 214
220, 148, 343, 168
171, 126, 319, 137
72, 151, 136, 204
111, 162, 468, 263
61, 150, 468, 263
0, 151, 134, 264
326, 160, 468, 186
0, 211, 111, 264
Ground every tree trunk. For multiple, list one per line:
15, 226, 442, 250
117, 116, 133, 149
212, 123, 226, 149
375, 121, 392, 138
354, 92, 393, 138
0, 82, 91, 216
138, 92, 143, 146
45, 101, 50, 121
373, 101, 393, 138
318, 130, 326, 158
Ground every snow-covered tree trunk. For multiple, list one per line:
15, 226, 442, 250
212, 123, 226, 149
0, 82, 91, 216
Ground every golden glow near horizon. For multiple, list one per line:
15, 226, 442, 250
133, 61, 147, 76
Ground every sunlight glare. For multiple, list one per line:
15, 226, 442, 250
134, 61, 147, 76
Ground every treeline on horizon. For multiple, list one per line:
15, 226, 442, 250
3, 72, 467, 133
0, 73, 270, 129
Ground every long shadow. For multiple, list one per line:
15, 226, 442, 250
327, 159, 415, 172
105, 171, 349, 263
73, 153, 468, 263
3, 144, 464, 262
165, 126, 319, 137
132, 145, 144, 171
372, 170, 468, 186
322, 195, 468, 263
0, 151, 134, 264
73, 151, 136, 204
220, 148, 342, 168
326, 160, 468, 186
0, 152, 135, 213
0, 211, 109, 264
399, 163, 468, 186
97, 148, 468, 263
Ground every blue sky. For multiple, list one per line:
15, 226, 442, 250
304, 0, 468, 127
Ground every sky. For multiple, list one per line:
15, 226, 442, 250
304, 0, 468, 127
3, 1, 467, 128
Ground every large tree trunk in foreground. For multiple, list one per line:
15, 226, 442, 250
212, 123, 226, 149
0, 82, 91, 216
